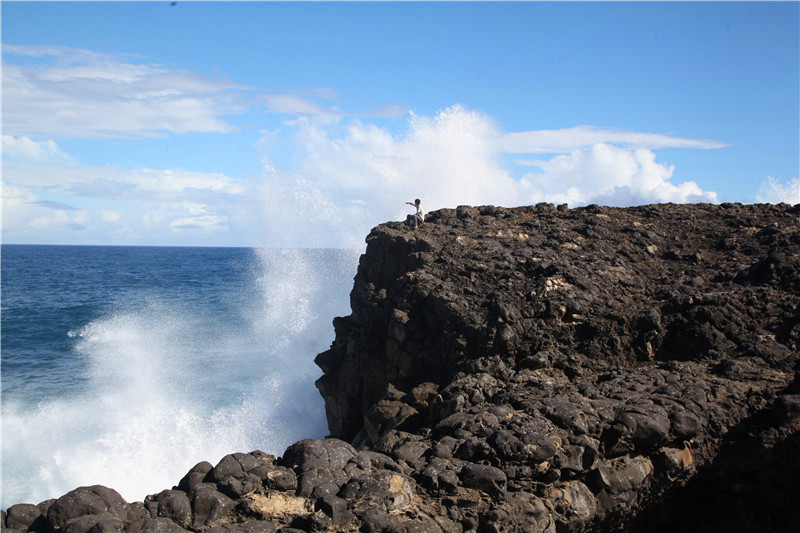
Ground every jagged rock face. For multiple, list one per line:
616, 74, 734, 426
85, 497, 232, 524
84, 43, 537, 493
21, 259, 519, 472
317, 203, 798, 441
314, 202, 800, 530
6, 203, 799, 533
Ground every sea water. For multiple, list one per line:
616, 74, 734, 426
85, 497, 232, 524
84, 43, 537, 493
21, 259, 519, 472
0, 244, 359, 508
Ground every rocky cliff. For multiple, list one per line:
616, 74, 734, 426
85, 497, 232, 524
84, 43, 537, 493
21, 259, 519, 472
4, 203, 799, 533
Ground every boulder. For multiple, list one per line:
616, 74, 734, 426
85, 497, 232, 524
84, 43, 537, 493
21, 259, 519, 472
46, 486, 129, 531
459, 463, 507, 500
189, 484, 234, 529
5, 504, 43, 531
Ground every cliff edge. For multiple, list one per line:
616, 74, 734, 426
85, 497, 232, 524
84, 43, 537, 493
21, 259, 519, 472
4, 203, 799, 533
315, 202, 799, 532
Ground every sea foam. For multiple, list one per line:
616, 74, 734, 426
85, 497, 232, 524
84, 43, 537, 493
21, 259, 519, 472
1, 247, 356, 508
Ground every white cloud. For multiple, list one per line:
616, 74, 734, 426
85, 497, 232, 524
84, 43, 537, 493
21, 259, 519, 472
3, 55, 728, 249
3, 45, 407, 139
2, 135, 74, 163
100, 210, 121, 223
498, 125, 727, 154
29, 208, 88, 232
168, 203, 228, 231
3, 46, 246, 138
519, 143, 717, 206
757, 176, 800, 204
371, 104, 412, 118
1, 183, 38, 234
3, 161, 246, 201
258, 93, 408, 118
30, 200, 78, 210
0, 183, 91, 239
254, 106, 519, 248
2, 160, 251, 245
121, 168, 247, 196
261, 94, 344, 117
253, 105, 722, 248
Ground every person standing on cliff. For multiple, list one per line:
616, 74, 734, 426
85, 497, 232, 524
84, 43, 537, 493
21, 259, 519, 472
406, 199, 425, 228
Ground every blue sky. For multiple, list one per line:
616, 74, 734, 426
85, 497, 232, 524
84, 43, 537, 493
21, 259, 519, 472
2, 1, 798, 247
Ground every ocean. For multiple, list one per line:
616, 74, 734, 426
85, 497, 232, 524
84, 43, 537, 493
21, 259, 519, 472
0, 244, 359, 508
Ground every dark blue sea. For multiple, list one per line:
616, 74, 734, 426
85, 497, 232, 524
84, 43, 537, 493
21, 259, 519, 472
1, 244, 358, 508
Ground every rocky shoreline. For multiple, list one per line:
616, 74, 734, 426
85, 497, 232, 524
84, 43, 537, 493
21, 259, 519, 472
4, 202, 799, 532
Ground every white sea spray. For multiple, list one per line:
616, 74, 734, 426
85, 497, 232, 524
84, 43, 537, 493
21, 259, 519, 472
1, 248, 357, 508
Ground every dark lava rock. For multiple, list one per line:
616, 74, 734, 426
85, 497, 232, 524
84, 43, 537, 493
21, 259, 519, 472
314, 202, 799, 532
46, 486, 129, 531
459, 464, 507, 500
5, 503, 47, 532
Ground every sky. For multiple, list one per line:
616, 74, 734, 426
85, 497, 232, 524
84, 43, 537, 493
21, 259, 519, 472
2, 0, 798, 248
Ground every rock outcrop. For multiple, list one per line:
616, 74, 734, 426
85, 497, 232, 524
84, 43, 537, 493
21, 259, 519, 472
5, 203, 799, 533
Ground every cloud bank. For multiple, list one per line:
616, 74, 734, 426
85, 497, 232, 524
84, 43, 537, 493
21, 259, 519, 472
3, 45, 247, 139
255, 106, 720, 248
2, 45, 727, 247
498, 125, 727, 154
2, 44, 408, 140
3, 102, 724, 247
2, 135, 74, 163
2, 162, 252, 246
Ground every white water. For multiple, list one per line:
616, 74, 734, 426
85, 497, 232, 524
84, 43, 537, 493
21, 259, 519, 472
1, 247, 358, 508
